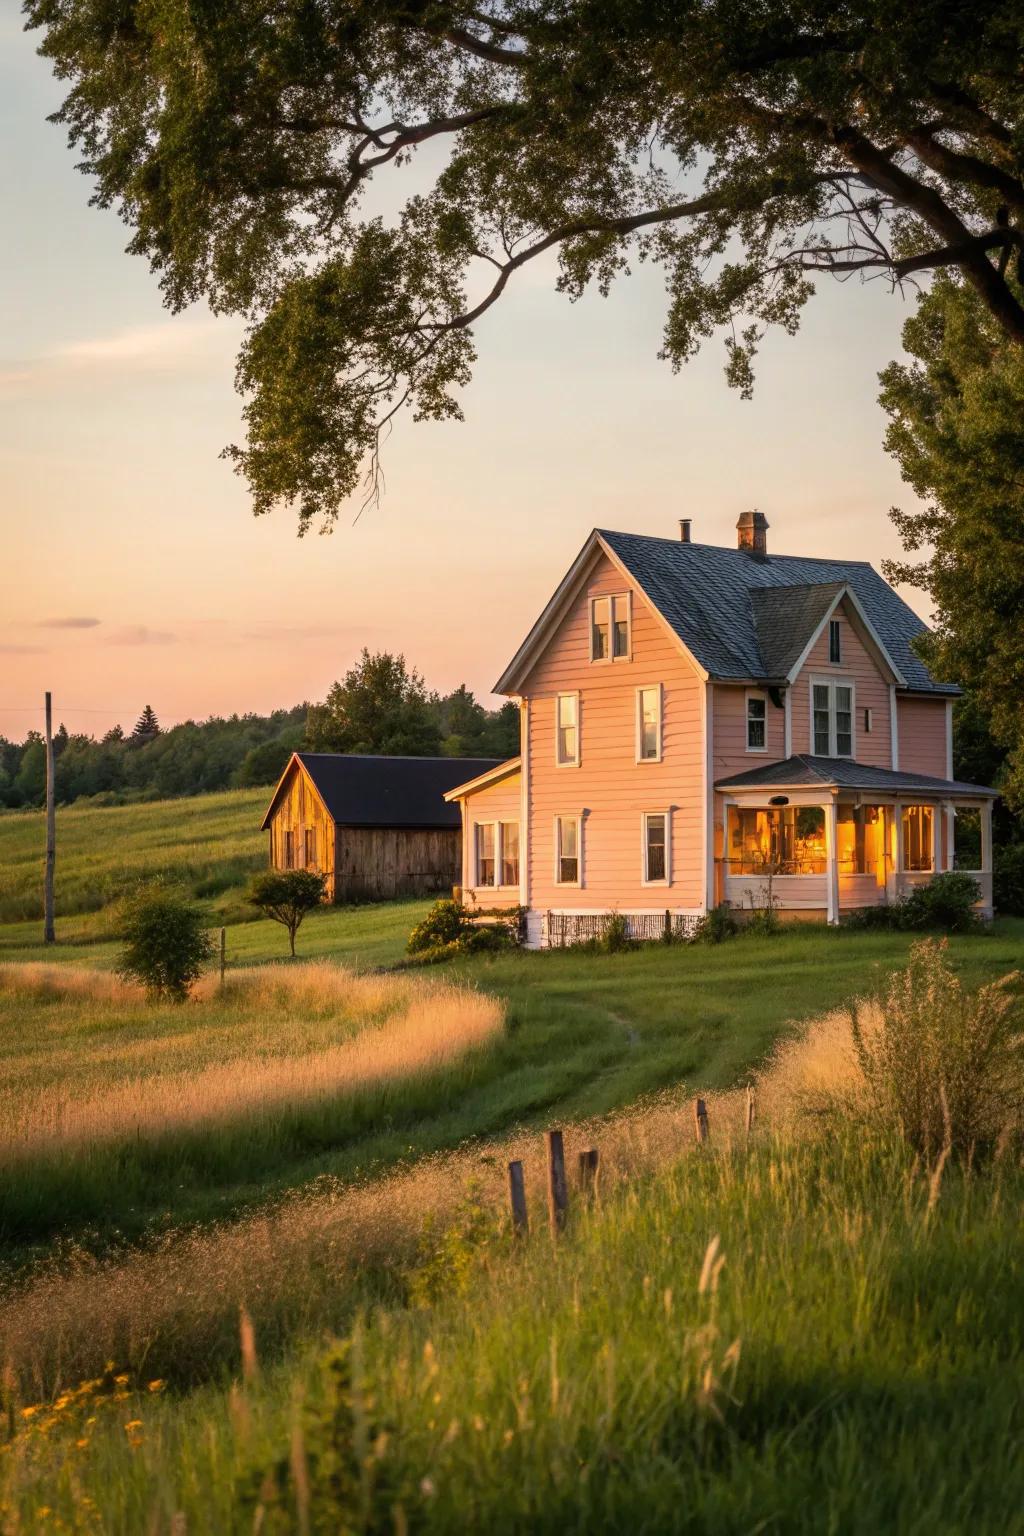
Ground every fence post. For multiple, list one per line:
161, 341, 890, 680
546, 1130, 568, 1234
508, 1160, 528, 1234
664, 908, 672, 942
577, 1148, 599, 1197
745, 1085, 755, 1138
220, 927, 226, 986
694, 1097, 709, 1143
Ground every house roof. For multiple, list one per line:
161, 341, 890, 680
597, 530, 954, 693
714, 755, 995, 798
443, 757, 521, 802
261, 754, 504, 830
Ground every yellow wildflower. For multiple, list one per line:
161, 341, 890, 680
147, 1380, 165, 1393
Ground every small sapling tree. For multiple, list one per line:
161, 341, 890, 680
118, 886, 213, 1002
248, 869, 327, 956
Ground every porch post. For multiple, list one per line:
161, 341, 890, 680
945, 802, 955, 872
825, 798, 839, 925
889, 800, 903, 903
982, 799, 994, 877
931, 802, 942, 876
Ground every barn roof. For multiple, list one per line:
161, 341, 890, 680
261, 753, 504, 830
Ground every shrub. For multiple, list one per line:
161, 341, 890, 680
850, 937, 1024, 1158
406, 899, 521, 960
248, 868, 327, 956
692, 903, 738, 944
117, 886, 213, 1001
600, 912, 633, 953
995, 843, 1024, 915
407, 898, 466, 953
899, 871, 981, 932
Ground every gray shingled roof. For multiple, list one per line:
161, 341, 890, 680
598, 530, 957, 694
749, 582, 844, 679
714, 755, 994, 797
263, 754, 502, 830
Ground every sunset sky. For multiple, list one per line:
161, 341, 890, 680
1, 11, 933, 744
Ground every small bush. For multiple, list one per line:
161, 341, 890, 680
407, 898, 466, 953
899, 871, 981, 932
995, 843, 1024, 915
248, 868, 327, 956
600, 912, 633, 953
850, 937, 1024, 1158
406, 899, 520, 960
117, 886, 213, 1001
692, 903, 738, 944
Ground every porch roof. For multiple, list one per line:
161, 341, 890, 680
714, 754, 996, 799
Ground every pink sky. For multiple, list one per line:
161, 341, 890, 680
0, 14, 931, 743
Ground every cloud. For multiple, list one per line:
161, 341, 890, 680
106, 625, 177, 647
0, 317, 239, 397
0, 643, 47, 655
34, 616, 101, 630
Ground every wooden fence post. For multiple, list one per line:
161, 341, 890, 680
508, 1160, 528, 1234
745, 1085, 755, 1138
577, 1148, 599, 1197
546, 1130, 568, 1234
694, 1097, 709, 1143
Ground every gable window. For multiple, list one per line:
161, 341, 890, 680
555, 816, 581, 885
636, 685, 662, 762
811, 678, 854, 757
475, 823, 496, 886
746, 691, 767, 752
642, 812, 670, 884
829, 619, 842, 664
500, 821, 520, 887
304, 828, 317, 869
556, 692, 579, 766
589, 594, 631, 661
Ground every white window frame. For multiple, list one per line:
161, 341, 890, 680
809, 675, 856, 758
588, 592, 632, 664
499, 820, 520, 888
745, 689, 768, 754
555, 691, 580, 767
828, 618, 842, 665
641, 810, 671, 886
635, 683, 663, 763
554, 815, 583, 887
474, 821, 497, 887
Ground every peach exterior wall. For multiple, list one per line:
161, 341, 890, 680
461, 773, 522, 906
522, 553, 705, 910
897, 696, 950, 779
789, 599, 894, 766
712, 683, 785, 784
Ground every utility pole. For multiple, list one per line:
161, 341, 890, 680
44, 690, 55, 945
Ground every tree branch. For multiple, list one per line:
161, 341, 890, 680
906, 127, 1024, 216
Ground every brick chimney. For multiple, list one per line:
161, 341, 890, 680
737, 509, 769, 558
679, 518, 692, 543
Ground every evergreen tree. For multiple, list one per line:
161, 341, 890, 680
130, 705, 161, 745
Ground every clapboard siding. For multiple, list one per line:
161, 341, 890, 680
462, 772, 523, 906
897, 696, 949, 779
523, 553, 705, 909
712, 682, 785, 784
789, 598, 894, 765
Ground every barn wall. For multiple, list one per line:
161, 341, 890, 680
334, 827, 461, 902
267, 762, 337, 899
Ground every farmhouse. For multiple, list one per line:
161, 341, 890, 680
262, 752, 501, 902
447, 516, 998, 946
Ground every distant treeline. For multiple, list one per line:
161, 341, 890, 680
0, 652, 521, 811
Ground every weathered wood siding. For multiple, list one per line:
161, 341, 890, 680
461, 771, 523, 908
790, 598, 894, 766
267, 760, 337, 899
334, 827, 460, 902
522, 552, 705, 911
896, 696, 949, 779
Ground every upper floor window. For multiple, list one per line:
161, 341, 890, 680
590, 593, 631, 661
556, 815, 581, 885
828, 618, 842, 664
746, 691, 767, 752
812, 678, 854, 757
642, 811, 669, 884
556, 692, 580, 766
636, 685, 662, 762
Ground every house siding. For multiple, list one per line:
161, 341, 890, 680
267, 761, 337, 899
460, 773, 523, 908
896, 696, 949, 779
789, 598, 894, 766
522, 553, 705, 912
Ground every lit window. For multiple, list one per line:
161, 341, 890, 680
836, 805, 886, 878
304, 828, 317, 869
589, 594, 630, 661
643, 812, 669, 883
556, 693, 579, 765
727, 806, 827, 875
637, 686, 662, 761
500, 821, 519, 887
829, 619, 842, 664
902, 806, 934, 872
476, 823, 496, 886
556, 817, 580, 884
811, 679, 854, 757
746, 693, 767, 751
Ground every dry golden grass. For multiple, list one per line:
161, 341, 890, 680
0, 962, 503, 1162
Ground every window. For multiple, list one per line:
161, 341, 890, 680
829, 619, 842, 664
304, 828, 317, 869
746, 692, 767, 752
643, 812, 669, 883
811, 678, 854, 757
556, 816, 581, 884
500, 821, 520, 886
636, 685, 662, 761
475, 823, 496, 886
283, 829, 294, 868
556, 693, 579, 766
836, 805, 886, 879
902, 805, 934, 872
727, 806, 827, 875
589, 594, 631, 661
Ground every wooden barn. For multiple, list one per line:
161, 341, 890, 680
261, 753, 502, 903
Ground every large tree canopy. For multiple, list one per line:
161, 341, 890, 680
27, 0, 1024, 528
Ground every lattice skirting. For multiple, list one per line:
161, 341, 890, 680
539, 910, 703, 949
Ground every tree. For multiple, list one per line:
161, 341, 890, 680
13, 737, 46, 806
131, 705, 161, 745
248, 869, 327, 956
117, 886, 214, 1001
306, 651, 442, 756
880, 275, 1024, 809
235, 733, 301, 787
29, 1, 1024, 531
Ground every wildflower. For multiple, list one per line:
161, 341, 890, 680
124, 1420, 143, 1432
20, 1405, 40, 1420
147, 1380, 165, 1393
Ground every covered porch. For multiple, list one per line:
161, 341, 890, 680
714, 756, 996, 923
